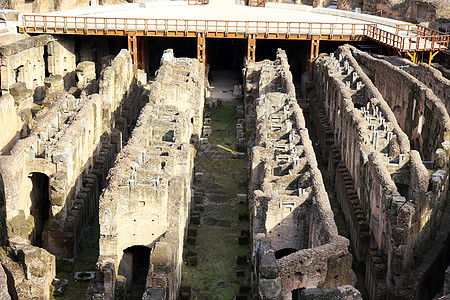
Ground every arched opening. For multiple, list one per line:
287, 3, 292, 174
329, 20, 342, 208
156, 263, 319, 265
29, 172, 50, 247
118, 245, 152, 298
275, 248, 297, 259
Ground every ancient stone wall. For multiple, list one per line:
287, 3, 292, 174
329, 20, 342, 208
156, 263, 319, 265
47, 38, 77, 91
0, 35, 51, 98
313, 44, 450, 299
348, 46, 450, 162
0, 94, 23, 153
379, 56, 450, 118
0, 47, 140, 298
0, 35, 76, 101
246, 49, 353, 300
299, 285, 362, 299
313, 0, 332, 8
0, 48, 136, 251
95, 50, 204, 299
340, 0, 450, 24
10, 0, 94, 13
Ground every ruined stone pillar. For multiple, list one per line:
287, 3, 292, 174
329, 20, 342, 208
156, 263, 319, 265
76, 61, 96, 89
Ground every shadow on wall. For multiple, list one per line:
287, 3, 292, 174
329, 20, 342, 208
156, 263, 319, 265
0, 173, 7, 246
418, 230, 450, 299
265, 199, 313, 254
43, 131, 113, 259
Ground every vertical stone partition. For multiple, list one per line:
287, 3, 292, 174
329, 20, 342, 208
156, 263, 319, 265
0, 46, 144, 298
0, 94, 23, 153
245, 49, 356, 299
94, 50, 205, 299
312, 44, 450, 299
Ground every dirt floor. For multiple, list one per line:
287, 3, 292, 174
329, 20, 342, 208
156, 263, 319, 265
181, 72, 251, 299
53, 220, 99, 300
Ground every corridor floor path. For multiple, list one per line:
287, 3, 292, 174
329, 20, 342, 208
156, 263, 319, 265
181, 72, 251, 299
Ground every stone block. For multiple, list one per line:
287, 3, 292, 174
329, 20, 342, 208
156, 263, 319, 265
9, 82, 33, 107
188, 228, 198, 237
435, 148, 448, 169
187, 255, 198, 266
44, 75, 65, 95
190, 214, 201, 225
52, 147, 72, 164
259, 278, 281, 299
76, 61, 96, 89
238, 213, 249, 221
237, 255, 248, 265
259, 254, 278, 279
238, 236, 249, 245
180, 286, 191, 299
236, 270, 245, 277
52, 278, 68, 297
237, 194, 247, 203
151, 242, 172, 269
194, 195, 204, 204
194, 172, 204, 183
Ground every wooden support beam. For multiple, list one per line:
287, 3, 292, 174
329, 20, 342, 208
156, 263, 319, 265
137, 36, 145, 72
197, 32, 206, 73
428, 50, 439, 65
406, 51, 416, 64
309, 37, 320, 77
127, 33, 139, 78
247, 34, 256, 63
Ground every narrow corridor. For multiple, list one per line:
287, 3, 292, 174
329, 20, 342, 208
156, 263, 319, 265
181, 70, 251, 299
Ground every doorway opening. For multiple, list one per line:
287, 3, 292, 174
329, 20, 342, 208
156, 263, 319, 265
29, 172, 50, 247
119, 245, 152, 298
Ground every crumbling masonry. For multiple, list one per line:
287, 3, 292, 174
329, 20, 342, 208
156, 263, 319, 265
312, 44, 450, 299
1, 19, 450, 299
0, 34, 144, 297
92, 50, 205, 299
245, 49, 358, 299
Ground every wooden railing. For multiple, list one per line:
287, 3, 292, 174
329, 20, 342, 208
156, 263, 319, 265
21, 15, 367, 38
19, 15, 450, 52
0, 0, 11, 9
247, 0, 266, 7
366, 24, 449, 52
396, 24, 444, 37
188, 0, 209, 5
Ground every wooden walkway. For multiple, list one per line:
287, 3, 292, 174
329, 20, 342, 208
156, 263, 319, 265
18, 14, 449, 73
19, 15, 449, 52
